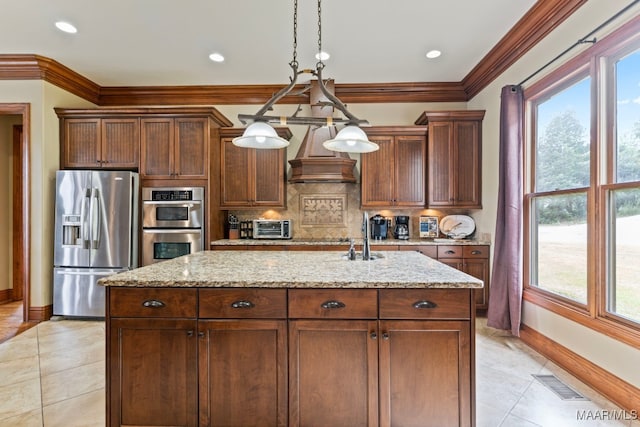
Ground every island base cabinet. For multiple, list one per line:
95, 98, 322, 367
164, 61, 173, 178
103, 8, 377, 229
379, 320, 472, 427
198, 320, 288, 427
108, 318, 199, 427
288, 320, 379, 427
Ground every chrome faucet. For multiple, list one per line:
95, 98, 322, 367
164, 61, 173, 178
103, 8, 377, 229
362, 211, 371, 261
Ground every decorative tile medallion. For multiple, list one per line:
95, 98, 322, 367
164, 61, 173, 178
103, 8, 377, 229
300, 194, 347, 228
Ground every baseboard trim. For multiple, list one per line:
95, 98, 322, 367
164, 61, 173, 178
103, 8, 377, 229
0, 289, 12, 304
520, 324, 640, 412
28, 304, 53, 321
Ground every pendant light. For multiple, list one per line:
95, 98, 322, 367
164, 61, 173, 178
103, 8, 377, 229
233, 0, 377, 153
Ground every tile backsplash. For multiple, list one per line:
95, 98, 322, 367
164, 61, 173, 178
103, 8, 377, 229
227, 183, 477, 240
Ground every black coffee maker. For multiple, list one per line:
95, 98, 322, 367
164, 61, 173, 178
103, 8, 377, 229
370, 214, 388, 240
393, 216, 410, 240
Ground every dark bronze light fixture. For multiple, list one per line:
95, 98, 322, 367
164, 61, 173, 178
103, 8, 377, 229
234, 0, 378, 153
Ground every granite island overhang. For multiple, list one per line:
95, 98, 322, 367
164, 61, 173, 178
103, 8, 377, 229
98, 250, 484, 289
101, 250, 482, 427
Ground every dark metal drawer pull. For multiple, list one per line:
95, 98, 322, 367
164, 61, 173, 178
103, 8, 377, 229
321, 300, 346, 309
445, 250, 455, 255
471, 250, 482, 255
142, 299, 165, 308
231, 300, 255, 309
413, 300, 437, 309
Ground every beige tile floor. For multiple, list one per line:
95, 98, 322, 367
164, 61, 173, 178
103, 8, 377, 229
0, 317, 638, 427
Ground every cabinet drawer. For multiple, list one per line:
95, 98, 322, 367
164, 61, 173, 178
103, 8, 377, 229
109, 288, 197, 318
437, 245, 463, 259
288, 289, 378, 319
379, 289, 471, 319
463, 245, 489, 258
199, 288, 287, 318
399, 245, 437, 258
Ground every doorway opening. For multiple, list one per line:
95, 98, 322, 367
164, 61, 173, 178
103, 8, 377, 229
0, 104, 31, 325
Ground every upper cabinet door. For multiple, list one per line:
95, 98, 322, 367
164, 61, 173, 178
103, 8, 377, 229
219, 129, 289, 209
220, 138, 252, 207
140, 118, 174, 178
421, 111, 484, 209
62, 119, 101, 168
394, 135, 426, 207
361, 135, 395, 207
101, 119, 140, 169
253, 148, 285, 207
427, 121, 455, 206
361, 127, 427, 209
454, 120, 481, 207
175, 118, 208, 179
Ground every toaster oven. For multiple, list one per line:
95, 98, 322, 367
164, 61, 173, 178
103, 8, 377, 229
253, 219, 292, 239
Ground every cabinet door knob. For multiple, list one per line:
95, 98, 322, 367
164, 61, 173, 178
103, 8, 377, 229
187, 330, 194, 337
370, 331, 378, 340
320, 300, 346, 309
231, 300, 255, 309
413, 300, 437, 309
142, 299, 165, 308
382, 332, 390, 340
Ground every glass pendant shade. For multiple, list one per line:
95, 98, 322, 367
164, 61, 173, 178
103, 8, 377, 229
232, 122, 290, 149
322, 125, 379, 153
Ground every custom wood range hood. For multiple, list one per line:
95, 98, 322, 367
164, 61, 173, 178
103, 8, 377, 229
288, 80, 357, 183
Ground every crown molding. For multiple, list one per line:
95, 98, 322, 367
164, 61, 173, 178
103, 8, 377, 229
0, 0, 586, 106
0, 54, 101, 104
462, 0, 588, 98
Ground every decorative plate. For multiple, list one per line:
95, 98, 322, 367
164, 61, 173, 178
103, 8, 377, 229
439, 215, 475, 239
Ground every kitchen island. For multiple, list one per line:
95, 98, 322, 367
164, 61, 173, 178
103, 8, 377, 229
101, 250, 483, 427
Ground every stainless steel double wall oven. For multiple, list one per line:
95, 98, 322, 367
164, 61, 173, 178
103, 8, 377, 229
141, 187, 204, 265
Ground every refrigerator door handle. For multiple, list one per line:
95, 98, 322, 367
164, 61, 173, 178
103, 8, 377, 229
90, 188, 101, 250
81, 188, 92, 249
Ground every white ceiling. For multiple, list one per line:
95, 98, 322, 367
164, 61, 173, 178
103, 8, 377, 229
1, 0, 536, 87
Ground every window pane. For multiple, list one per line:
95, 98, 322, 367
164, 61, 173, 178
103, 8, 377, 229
531, 193, 588, 303
615, 50, 640, 183
535, 77, 591, 192
607, 187, 640, 323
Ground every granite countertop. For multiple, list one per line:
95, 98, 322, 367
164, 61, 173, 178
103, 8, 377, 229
99, 250, 483, 289
210, 238, 490, 246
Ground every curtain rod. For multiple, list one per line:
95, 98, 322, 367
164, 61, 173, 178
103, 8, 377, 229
518, 0, 640, 87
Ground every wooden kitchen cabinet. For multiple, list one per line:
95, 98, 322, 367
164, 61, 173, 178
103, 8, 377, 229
219, 128, 291, 209
288, 288, 474, 427
56, 113, 140, 169
415, 111, 484, 208
107, 286, 476, 427
438, 245, 490, 312
199, 289, 288, 427
107, 287, 199, 427
141, 117, 209, 180
361, 126, 427, 208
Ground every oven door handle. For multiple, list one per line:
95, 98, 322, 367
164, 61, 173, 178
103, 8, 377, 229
142, 228, 202, 234
142, 200, 202, 206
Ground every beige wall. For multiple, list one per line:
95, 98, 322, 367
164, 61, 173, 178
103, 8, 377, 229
468, 1, 640, 388
0, 80, 95, 307
0, 115, 21, 292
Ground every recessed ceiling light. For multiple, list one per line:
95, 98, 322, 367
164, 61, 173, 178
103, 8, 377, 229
426, 50, 441, 59
315, 51, 330, 61
55, 21, 77, 34
209, 52, 225, 63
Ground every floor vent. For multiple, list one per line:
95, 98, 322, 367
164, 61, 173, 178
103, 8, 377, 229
532, 374, 589, 401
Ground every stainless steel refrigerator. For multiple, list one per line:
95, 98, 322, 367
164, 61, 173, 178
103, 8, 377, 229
53, 170, 139, 317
